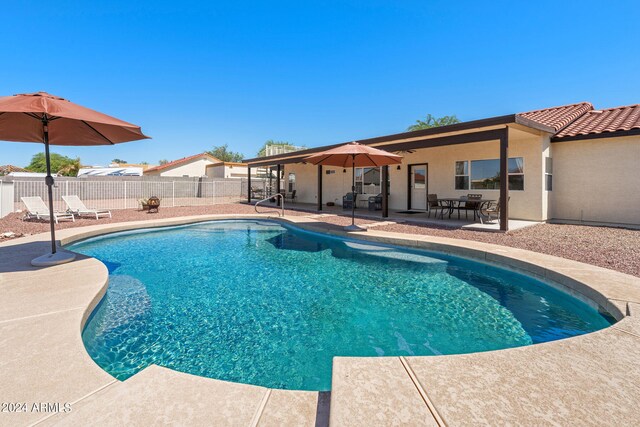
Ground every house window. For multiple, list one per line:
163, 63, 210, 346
545, 157, 553, 191
355, 167, 381, 194
454, 161, 469, 190
454, 157, 525, 191
288, 173, 296, 192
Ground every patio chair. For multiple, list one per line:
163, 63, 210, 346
479, 197, 510, 224
62, 195, 112, 219
368, 193, 383, 211
427, 194, 447, 218
251, 187, 264, 199
284, 190, 297, 203
342, 192, 356, 210
21, 196, 75, 224
458, 194, 483, 220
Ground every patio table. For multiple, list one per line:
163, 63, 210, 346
437, 198, 495, 220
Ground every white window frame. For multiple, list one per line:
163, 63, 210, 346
544, 157, 552, 192
454, 157, 525, 191
355, 167, 381, 194
454, 161, 469, 190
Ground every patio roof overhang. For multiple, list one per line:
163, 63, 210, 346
244, 114, 554, 167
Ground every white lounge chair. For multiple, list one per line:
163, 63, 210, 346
21, 196, 75, 224
62, 195, 112, 220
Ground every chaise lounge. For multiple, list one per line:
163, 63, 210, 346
21, 196, 75, 224
62, 195, 112, 220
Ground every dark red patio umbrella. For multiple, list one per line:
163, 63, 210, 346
0, 92, 150, 266
304, 142, 402, 231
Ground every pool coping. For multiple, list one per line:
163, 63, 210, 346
0, 213, 639, 426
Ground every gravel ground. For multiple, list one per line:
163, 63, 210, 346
0, 204, 308, 237
376, 222, 640, 278
2, 203, 638, 277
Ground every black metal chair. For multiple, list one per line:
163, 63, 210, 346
284, 190, 297, 203
368, 193, 383, 211
458, 194, 483, 220
427, 194, 447, 218
342, 192, 356, 210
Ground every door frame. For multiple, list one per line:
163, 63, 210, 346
407, 163, 429, 210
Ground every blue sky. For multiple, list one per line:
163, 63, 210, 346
1, 1, 639, 167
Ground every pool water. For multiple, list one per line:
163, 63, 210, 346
70, 220, 613, 391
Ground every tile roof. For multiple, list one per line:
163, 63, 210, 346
516, 102, 594, 132
144, 153, 220, 173
0, 165, 27, 175
554, 104, 640, 139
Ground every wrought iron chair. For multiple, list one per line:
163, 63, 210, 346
368, 193, 383, 211
459, 193, 483, 220
427, 194, 447, 218
342, 192, 356, 210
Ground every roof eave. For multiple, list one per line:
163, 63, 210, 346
514, 115, 557, 134
245, 114, 518, 165
551, 128, 640, 142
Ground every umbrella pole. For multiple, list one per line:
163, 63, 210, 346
351, 155, 355, 226
43, 119, 57, 255
31, 117, 76, 266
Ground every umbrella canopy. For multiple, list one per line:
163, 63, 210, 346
304, 142, 402, 231
0, 92, 149, 266
0, 92, 149, 145
303, 142, 402, 167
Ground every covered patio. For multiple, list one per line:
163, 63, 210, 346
249, 199, 539, 232
245, 124, 516, 231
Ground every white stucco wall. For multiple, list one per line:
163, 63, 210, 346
146, 158, 214, 177
551, 136, 640, 225
283, 127, 547, 220
207, 164, 255, 179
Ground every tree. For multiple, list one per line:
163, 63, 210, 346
257, 140, 303, 157
112, 158, 127, 164
158, 159, 169, 165
407, 114, 460, 131
57, 158, 82, 177
26, 152, 82, 176
206, 144, 244, 162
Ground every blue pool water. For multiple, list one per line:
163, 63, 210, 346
70, 220, 613, 391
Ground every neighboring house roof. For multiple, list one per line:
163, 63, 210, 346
144, 153, 221, 173
516, 102, 594, 133
553, 104, 640, 140
0, 165, 27, 175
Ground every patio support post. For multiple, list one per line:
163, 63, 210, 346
247, 166, 251, 203
276, 164, 282, 206
317, 165, 323, 211
499, 128, 509, 231
382, 165, 389, 218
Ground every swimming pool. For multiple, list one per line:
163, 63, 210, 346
70, 220, 613, 391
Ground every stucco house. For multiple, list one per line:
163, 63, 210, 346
144, 153, 220, 177
244, 102, 640, 229
206, 162, 254, 179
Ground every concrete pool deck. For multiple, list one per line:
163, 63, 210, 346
0, 214, 639, 426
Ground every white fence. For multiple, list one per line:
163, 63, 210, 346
9, 179, 244, 214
